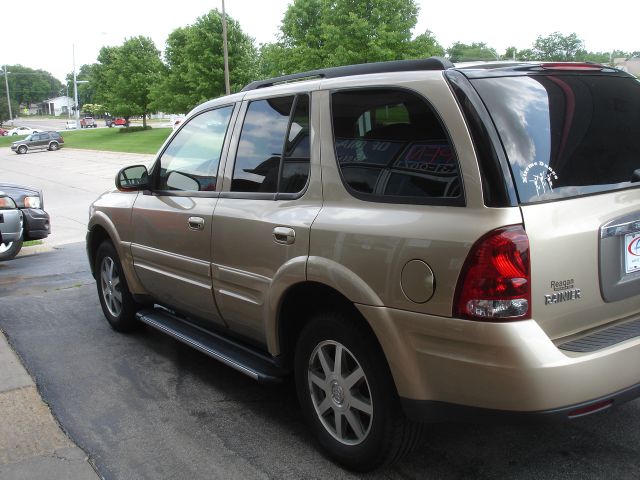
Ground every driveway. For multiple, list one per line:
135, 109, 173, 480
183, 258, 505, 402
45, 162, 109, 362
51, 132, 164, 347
0, 147, 153, 246
1, 148, 640, 478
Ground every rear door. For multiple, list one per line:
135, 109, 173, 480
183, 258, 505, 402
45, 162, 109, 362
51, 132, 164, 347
130, 104, 237, 328
472, 71, 640, 340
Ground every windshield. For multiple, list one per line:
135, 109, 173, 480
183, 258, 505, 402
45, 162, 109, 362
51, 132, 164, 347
472, 74, 640, 204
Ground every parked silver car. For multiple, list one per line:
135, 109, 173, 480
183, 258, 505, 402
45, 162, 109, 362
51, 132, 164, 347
0, 192, 23, 261
0, 183, 50, 260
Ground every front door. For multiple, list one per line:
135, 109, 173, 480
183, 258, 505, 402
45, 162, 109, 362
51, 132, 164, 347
130, 104, 237, 328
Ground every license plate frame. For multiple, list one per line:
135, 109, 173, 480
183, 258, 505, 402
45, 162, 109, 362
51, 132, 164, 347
624, 231, 640, 274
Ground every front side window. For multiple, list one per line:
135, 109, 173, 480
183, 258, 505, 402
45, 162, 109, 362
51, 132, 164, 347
157, 106, 233, 192
232, 95, 310, 194
331, 89, 462, 204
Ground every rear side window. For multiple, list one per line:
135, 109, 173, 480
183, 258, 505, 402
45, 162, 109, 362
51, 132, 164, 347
331, 89, 463, 205
232, 95, 310, 194
473, 74, 640, 204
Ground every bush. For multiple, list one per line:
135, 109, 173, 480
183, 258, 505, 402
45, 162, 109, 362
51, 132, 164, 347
118, 126, 152, 134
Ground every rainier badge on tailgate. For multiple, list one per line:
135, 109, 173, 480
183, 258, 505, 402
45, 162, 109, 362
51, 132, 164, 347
545, 278, 582, 305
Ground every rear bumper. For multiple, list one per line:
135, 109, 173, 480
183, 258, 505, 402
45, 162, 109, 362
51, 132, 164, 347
22, 208, 50, 240
357, 304, 640, 420
401, 382, 640, 423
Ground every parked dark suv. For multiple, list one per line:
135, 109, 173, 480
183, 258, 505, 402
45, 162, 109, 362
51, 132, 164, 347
11, 131, 64, 154
87, 57, 640, 471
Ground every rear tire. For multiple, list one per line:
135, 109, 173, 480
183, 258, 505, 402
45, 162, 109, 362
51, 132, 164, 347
49, 142, 59, 151
294, 311, 422, 471
95, 240, 140, 332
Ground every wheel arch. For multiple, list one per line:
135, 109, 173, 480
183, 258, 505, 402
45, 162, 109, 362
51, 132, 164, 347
87, 212, 147, 295
275, 281, 393, 389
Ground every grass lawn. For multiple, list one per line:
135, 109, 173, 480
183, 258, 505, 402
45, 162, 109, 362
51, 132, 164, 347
0, 127, 172, 155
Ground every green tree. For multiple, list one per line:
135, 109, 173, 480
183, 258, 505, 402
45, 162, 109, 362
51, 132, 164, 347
0, 96, 19, 125
65, 64, 98, 110
447, 42, 499, 62
150, 10, 257, 114
4, 65, 62, 109
504, 46, 518, 61
577, 51, 611, 63
82, 104, 107, 116
260, 0, 437, 77
532, 32, 585, 61
405, 31, 445, 59
93, 37, 164, 127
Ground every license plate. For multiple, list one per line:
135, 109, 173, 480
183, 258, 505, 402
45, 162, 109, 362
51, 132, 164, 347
625, 232, 640, 274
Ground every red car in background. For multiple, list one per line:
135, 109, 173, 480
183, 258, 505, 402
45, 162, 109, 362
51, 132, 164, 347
0, 128, 9, 136
105, 117, 128, 127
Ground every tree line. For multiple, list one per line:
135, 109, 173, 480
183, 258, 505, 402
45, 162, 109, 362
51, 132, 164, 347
2, 0, 638, 124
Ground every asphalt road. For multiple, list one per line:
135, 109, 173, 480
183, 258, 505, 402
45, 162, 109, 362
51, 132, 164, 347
1, 149, 640, 478
6, 117, 109, 132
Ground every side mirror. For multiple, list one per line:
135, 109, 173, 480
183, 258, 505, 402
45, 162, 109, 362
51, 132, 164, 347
116, 165, 149, 192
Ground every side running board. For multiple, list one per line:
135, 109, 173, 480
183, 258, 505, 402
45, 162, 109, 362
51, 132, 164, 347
136, 308, 288, 383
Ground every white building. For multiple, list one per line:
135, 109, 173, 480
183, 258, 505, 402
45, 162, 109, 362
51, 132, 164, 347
38, 96, 75, 116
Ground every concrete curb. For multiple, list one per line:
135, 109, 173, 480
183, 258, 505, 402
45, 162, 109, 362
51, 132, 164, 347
0, 331, 101, 479
16, 244, 56, 258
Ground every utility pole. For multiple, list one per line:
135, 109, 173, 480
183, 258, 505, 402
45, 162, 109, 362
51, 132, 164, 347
73, 44, 80, 128
222, 0, 230, 95
66, 84, 71, 119
4, 65, 13, 124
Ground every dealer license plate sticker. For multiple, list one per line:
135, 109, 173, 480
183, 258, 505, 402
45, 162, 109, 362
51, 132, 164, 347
625, 232, 640, 274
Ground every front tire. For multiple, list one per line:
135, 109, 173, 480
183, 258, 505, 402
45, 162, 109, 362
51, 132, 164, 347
295, 311, 422, 471
95, 240, 140, 332
17, 145, 27, 154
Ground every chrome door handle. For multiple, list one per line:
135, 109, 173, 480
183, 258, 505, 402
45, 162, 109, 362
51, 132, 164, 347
273, 227, 295, 245
188, 217, 205, 231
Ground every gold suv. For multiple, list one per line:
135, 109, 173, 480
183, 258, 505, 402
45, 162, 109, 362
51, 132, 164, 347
87, 57, 640, 471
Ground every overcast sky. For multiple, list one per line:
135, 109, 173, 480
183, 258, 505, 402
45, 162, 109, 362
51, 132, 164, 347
3, 0, 639, 82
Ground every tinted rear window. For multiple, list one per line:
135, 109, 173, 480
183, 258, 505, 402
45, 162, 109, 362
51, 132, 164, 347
472, 74, 640, 203
331, 89, 463, 205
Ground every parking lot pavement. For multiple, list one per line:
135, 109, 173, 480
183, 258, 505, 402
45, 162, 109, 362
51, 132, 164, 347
2, 149, 640, 478
0, 147, 154, 246
0, 331, 100, 479
0, 147, 151, 479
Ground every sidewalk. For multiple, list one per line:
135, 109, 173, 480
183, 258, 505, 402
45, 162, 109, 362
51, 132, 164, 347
0, 331, 101, 479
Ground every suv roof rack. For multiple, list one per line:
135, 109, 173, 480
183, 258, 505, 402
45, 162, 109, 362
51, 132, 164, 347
241, 56, 454, 91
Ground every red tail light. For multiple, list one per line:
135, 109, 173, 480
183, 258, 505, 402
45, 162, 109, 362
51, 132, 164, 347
454, 225, 531, 321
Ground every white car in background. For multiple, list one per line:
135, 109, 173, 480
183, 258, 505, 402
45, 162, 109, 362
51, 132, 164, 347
7, 126, 41, 136
65, 120, 77, 130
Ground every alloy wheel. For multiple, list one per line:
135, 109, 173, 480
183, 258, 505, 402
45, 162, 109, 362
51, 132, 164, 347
307, 340, 373, 445
100, 256, 123, 317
